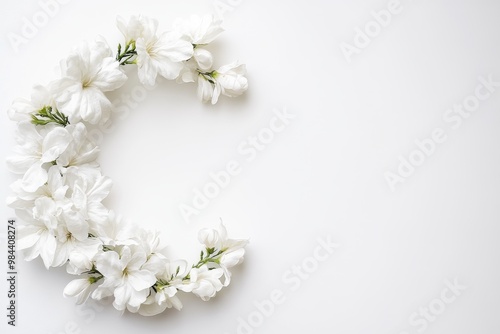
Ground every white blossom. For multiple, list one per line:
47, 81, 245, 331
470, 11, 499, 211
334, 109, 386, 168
52, 223, 101, 267
92, 211, 138, 247
56, 123, 100, 168
92, 246, 157, 313
7, 122, 99, 194
198, 223, 248, 285
197, 73, 218, 104
8, 84, 57, 122
185, 265, 224, 301
12, 164, 102, 268
215, 61, 248, 98
17, 210, 57, 268
173, 14, 224, 45
138, 260, 188, 316
7, 165, 67, 215
198, 223, 248, 254
54, 39, 127, 124
195, 62, 248, 104
176, 59, 198, 83
31, 193, 97, 268
7, 122, 71, 192
193, 48, 213, 71
63, 278, 95, 305
116, 15, 145, 44
66, 250, 96, 275
135, 17, 193, 86
64, 166, 112, 228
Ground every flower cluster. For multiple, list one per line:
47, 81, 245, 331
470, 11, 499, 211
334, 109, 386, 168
7, 14, 248, 315
117, 14, 248, 104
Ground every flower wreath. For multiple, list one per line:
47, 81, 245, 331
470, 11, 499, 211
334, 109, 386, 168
6, 14, 249, 316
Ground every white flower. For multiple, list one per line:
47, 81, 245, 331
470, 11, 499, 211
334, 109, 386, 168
198, 225, 222, 250
173, 14, 224, 45
218, 248, 246, 286
220, 248, 246, 268
138, 260, 188, 316
7, 122, 99, 194
7, 122, 72, 192
11, 163, 101, 269
198, 223, 248, 254
139, 292, 182, 316
176, 59, 198, 83
215, 61, 248, 98
17, 210, 57, 269
193, 48, 213, 71
198, 223, 248, 285
64, 166, 112, 228
56, 123, 100, 168
127, 228, 167, 282
92, 246, 157, 313
195, 62, 248, 104
134, 228, 162, 257
135, 17, 193, 86
63, 278, 95, 304
116, 15, 145, 44
185, 265, 224, 301
177, 48, 213, 85
30, 191, 98, 268
197, 74, 218, 104
8, 165, 107, 269
52, 223, 101, 268
66, 250, 95, 275
7, 165, 67, 215
8, 84, 57, 122
54, 39, 127, 124
92, 210, 136, 247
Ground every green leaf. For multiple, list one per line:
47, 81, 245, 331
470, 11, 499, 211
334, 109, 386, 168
116, 42, 137, 66
31, 106, 69, 127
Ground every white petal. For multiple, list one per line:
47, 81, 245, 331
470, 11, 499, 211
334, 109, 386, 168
87, 176, 112, 202
92, 277, 118, 300
39, 232, 57, 268
65, 211, 89, 241
138, 299, 169, 316
63, 278, 92, 305
127, 270, 156, 291
78, 88, 112, 124
157, 32, 193, 62
196, 76, 212, 103
156, 59, 184, 80
91, 57, 127, 91
6, 155, 39, 174
211, 83, 222, 105
95, 251, 122, 278
198, 227, 221, 249
221, 248, 246, 268
41, 127, 71, 162
21, 162, 48, 192
193, 48, 213, 71
17, 225, 42, 250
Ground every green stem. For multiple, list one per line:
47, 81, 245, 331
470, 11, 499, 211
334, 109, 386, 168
153, 248, 225, 290
198, 70, 218, 85
116, 41, 137, 66
192, 247, 223, 269
31, 106, 69, 127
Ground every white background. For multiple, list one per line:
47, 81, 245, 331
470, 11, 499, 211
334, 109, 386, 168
1, 0, 500, 333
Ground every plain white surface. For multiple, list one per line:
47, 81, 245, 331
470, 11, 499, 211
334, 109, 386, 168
1, 0, 500, 333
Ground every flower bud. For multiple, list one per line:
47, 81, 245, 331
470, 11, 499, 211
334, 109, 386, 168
215, 62, 248, 97
194, 48, 214, 71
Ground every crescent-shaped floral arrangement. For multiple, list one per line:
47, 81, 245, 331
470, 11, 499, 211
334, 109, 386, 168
6, 14, 249, 316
